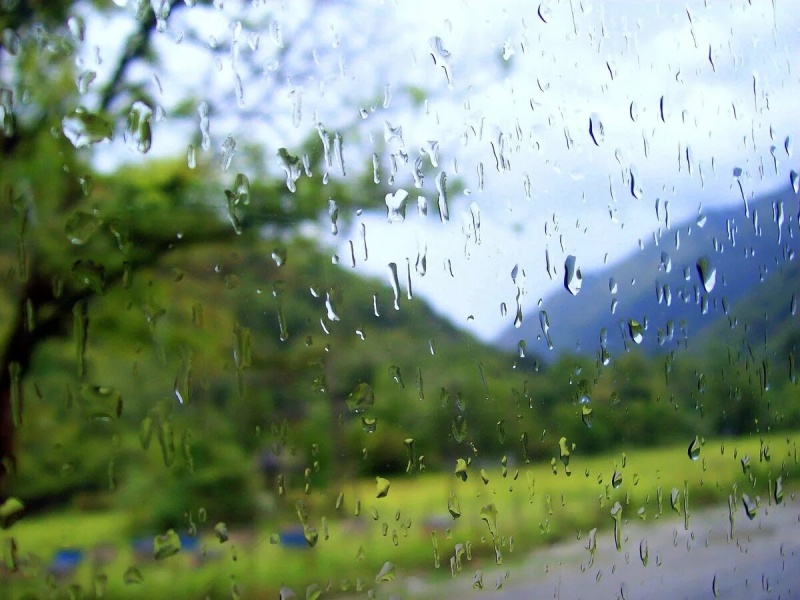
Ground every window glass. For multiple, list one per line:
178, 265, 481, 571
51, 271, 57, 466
1, 1, 799, 598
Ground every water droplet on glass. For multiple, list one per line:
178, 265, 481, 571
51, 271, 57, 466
589, 113, 605, 146
197, 101, 210, 151
670, 487, 682, 516
537, 2, 552, 23
277, 148, 302, 192
791, 170, 799, 194
221, 135, 236, 172
610, 502, 623, 551
388, 365, 404, 388
173, 348, 192, 405
214, 522, 229, 543
346, 382, 374, 414
480, 503, 498, 537
271, 247, 287, 267
435, 172, 449, 222
429, 36, 452, 85
558, 436, 571, 473
0, 497, 24, 529
564, 255, 582, 295
688, 436, 701, 460
741, 494, 757, 520
123, 566, 144, 584
376, 477, 391, 498
153, 529, 181, 560
65, 211, 102, 245
628, 320, 644, 344
388, 263, 401, 310
774, 477, 784, 504
78, 384, 122, 420
385, 189, 408, 222
124, 101, 153, 154
62, 107, 113, 148
375, 561, 395, 583
539, 310, 553, 349
639, 539, 649, 566
77, 70, 96, 94
660, 251, 672, 273
452, 415, 467, 442
581, 404, 593, 428
696, 256, 716, 293
454, 458, 468, 481
630, 166, 643, 199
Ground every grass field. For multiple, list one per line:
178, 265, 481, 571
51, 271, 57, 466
2, 431, 798, 598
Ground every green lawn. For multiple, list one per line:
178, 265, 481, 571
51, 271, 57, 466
3, 431, 797, 598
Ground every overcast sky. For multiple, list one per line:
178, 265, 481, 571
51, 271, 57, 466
85, 0, 800, 341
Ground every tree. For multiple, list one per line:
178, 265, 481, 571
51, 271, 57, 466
0, 0, 387, 495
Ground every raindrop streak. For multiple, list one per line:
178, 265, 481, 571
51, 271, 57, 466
429, 36, 453, 85
589, 113, 605, 146
328, 199, 339, 235
610, 502, 623, 551
670, 488, 682, 515
73, 301, 88, 377
198, 102, 210, 150
537, 2, 552, 23
436, 172, 449, 222
639, 539, 649, 567
173, 349, 192, 405
630, 166, 643, 199
220, 135, 236, 172
696, 256, 716, 293
513, 290, 523, 328
564, 255, 582, 295
333, 132, 345, 176
539, 310, 553, 349
388, 263, 401, 310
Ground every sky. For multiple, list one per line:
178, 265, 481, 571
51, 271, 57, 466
82, 0, 800, 341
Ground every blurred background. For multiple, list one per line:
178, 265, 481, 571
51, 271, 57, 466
1, 1, 799, 598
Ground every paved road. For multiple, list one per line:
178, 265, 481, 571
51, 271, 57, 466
394, 496, 800, 600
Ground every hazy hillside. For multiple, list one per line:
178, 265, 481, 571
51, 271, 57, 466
495, 185, 798, 359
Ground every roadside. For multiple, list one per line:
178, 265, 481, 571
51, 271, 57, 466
386, 494, 800, 600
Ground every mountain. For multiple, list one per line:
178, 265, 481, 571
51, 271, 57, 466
495, 185, 799, 359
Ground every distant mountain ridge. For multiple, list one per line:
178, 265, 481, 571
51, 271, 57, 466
495, 185, 799, 359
